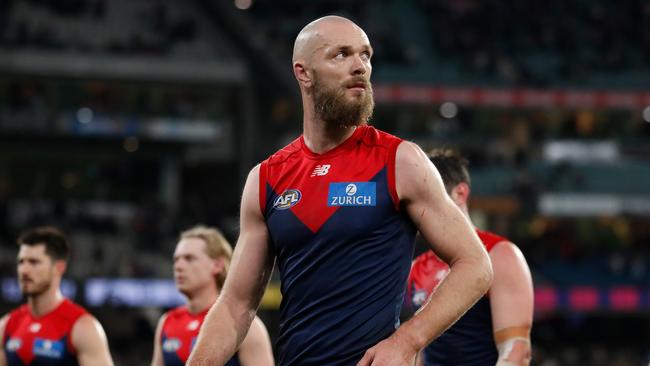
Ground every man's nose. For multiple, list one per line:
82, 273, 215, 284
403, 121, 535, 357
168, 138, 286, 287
174, 261, 184, 272
351, 54, 368, 75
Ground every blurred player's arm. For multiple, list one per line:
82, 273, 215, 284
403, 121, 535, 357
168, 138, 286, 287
72, 314, 115, 366
238, 316, 275, 366
489, 242, 534, 366
0, 314, 8, 366
187, 165, 275, 366
358, 141, 493, 366
150, 313, 167, 366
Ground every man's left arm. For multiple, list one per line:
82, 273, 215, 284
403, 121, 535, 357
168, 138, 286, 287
358, 141, 493, 366
489, 242, 534, 366
71, 314, 115, 366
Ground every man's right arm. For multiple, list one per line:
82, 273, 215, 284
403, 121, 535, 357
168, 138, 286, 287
187, 165, 275, 366
150, 314, 167, 366
0, 314, 8, 366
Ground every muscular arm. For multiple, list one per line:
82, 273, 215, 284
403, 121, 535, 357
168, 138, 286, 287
71, 315, 114, 366
187, 165, 275, 366
395, 141, 493, 349
0, 314, 8, 366
358, 142, 493, 365
150, 314, 167, 366
489, 242, 534, 366
238, 316, 275, 366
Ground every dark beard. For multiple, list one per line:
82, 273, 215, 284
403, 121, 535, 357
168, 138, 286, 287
312, 72, 374, 128
21, 279, 51, 298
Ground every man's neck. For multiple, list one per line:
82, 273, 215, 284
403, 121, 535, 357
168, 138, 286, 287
186, 286, 219, 314
28, 289, 64, 318
302, 116, 357, 154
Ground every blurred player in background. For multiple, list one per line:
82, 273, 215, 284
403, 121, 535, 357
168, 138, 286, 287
188, 15, 492, 366
151, 225, 273, 366
0, 226, 114, 366
406, 149, 534, 366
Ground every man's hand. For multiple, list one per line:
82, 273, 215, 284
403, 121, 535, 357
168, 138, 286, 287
357, 333, 418, 366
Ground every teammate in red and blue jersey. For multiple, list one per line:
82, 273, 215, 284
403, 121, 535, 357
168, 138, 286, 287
0, 226, 114, 366
406, 149, 534, 366
188, 15, 493, 366
151, 226, 273, 366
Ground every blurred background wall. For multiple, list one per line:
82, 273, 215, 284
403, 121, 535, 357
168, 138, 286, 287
0, 0, 649, 365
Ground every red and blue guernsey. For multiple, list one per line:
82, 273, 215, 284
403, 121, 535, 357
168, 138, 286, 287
406, 229, 507, 366
161, 306, 239, 366
260, 125, 417, 365
2, 299, 87, 366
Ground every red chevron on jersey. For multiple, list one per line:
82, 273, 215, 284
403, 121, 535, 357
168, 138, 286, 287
260, 125, 400, 233
2, 299, 87, 366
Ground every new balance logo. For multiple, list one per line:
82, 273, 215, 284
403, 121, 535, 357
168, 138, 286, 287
311, 164, 331, 177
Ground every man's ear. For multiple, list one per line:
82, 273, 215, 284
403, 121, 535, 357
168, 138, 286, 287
294, 62, 312, 88
451, 182, 470, 206
54, 260, 67, 276
211, 257, 225, 276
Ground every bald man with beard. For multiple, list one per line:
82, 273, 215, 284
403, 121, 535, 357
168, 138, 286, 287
187, 16, 493, 366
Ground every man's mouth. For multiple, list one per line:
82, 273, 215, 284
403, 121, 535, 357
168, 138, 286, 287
347, 81, 366, 90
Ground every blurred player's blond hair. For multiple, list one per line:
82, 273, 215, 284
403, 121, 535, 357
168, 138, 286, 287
180, 225, 233, 290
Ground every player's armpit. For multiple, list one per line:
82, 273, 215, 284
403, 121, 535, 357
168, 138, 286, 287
71, 315, 115, 366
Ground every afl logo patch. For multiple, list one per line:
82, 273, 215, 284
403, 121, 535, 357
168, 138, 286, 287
162, 338, 181, 352
273, 189, 302, 210
6, 337, 21, 351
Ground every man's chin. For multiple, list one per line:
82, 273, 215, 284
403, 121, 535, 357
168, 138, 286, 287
22, 289, 41, 297
176, 285, 192, 296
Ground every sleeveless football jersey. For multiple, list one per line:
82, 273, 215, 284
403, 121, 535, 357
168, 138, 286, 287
260, 125, 417, 365
406, 229, 508, 366
2, 299, 87, 366
161, 306, 239, 366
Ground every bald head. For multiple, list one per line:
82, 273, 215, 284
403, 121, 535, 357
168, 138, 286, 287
292, 16, 369, 64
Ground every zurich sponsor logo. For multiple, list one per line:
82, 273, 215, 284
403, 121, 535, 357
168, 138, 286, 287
33, 338, 64, 359
273, 189, 302, 210
162, 338, 181, 352
328, 182, 376, 207
6, 337, 21, 351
